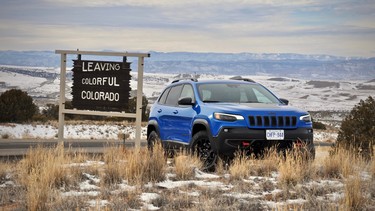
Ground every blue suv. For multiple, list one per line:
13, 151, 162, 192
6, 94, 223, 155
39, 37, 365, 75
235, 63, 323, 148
147, 78, 314, 169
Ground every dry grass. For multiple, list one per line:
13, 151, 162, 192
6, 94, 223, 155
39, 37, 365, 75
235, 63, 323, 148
341, 174, 366, 210
0, 162, 9, 183
123, 142, 166, 185
1, 144, 375, 210
371, 156, 375, 179
174, 151, 203, 180
321, 147, 366, 179
101, 142, 167, 186
250, 148, 280, 176
228, 151, 253, 180
18, 143, 70, 210
102, 146, 127, 185
278, 150, 316, 186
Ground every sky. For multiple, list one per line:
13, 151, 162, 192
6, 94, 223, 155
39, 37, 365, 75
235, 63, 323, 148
0, 0, 374, 57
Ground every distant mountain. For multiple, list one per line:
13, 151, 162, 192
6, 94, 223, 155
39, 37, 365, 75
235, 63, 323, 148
0, 50, 374, 80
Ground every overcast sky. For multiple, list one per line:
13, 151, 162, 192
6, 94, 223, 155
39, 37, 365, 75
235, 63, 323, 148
0, 0, 374, 57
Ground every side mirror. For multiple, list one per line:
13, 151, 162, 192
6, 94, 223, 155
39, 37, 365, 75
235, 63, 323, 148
178, 97, 194, 106
279, 98, 289, 105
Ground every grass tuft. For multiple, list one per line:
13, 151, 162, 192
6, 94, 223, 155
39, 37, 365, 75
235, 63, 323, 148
124, 142, 166, 185
174, 151, 202, 180
229, 151, 252, 180
278, 149, 316, 186
341, 174, 366, 210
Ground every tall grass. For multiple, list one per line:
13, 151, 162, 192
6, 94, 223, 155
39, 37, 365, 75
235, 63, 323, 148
122, 143, 166, 185
0, 162, 9, 182
371, 155, 375, 179
229, 151, 252, 180
18, 143, 70, 211
251, 148, 280, 176
174, 151, 202, 180
322, 147, 366, 179
102, 146, 127, 185
341, 174, 366, 210
102, 143, 167, 186
3, 143, 373, 210
278, 150, 316, 186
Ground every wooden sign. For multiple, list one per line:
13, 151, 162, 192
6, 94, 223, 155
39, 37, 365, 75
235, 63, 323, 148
71, 58, 131, 111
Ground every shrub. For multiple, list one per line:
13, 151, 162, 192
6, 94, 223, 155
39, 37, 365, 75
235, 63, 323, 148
313, 120, 326, 130
42, 103, 59, 120
335, 96, 375, 159
0, 89, 38, 123
126, 96, 149, 121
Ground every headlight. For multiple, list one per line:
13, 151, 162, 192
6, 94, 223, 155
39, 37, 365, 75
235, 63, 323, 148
214, 112, 244, 121
300, 114, 312, 122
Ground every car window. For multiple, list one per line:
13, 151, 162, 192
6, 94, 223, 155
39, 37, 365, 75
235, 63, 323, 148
253, 89, 273, 103
158, 87, 170, 105
180, 84, 195, 102
198, 83, 280, 103
165, 85, 183, 106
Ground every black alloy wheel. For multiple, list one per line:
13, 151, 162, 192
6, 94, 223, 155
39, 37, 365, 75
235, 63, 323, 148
192, 131, 217, 172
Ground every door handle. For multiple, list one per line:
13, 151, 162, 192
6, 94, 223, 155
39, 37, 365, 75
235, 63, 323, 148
173, 110, 178, 114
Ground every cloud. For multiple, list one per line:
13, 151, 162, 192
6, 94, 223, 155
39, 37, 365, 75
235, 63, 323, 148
0, 0, 374, 56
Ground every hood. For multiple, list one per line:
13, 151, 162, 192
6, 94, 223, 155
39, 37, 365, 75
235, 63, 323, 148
203, 102, 308, 115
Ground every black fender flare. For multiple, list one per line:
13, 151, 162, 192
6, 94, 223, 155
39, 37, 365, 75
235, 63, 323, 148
147, 119, 160, 138
190, 119, 217, 151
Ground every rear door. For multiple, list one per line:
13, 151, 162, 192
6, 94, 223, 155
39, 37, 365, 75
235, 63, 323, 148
174, 84, 196, 143
157, 83, 197, 144
158, 84, 183, 141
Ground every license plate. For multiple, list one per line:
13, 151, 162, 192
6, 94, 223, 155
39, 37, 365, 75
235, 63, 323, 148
266, 130, 284, 140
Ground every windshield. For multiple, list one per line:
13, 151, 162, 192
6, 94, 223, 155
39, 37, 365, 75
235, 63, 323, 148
197, 83, 281, 104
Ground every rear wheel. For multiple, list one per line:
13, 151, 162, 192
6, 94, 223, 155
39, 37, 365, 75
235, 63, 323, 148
191, 131, 217, 172
147, 130, 161, 150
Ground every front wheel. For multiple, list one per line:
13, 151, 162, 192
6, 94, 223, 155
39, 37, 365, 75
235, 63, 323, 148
191, 131, 217, 172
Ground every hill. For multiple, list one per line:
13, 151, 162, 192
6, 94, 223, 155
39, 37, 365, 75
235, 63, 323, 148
0, 50, 374, 80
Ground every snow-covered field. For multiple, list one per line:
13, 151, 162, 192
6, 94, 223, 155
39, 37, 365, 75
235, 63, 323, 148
0, 122, 147, 140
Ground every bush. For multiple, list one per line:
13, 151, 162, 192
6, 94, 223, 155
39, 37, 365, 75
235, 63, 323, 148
313, 120, 326, 130
126, 96, 149, 121
335, 96, 375, 159
0, 89, 38, 123
42, 103, 59, 120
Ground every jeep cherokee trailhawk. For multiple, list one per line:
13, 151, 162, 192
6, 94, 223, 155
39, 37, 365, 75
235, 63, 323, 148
147, 78, 315, 170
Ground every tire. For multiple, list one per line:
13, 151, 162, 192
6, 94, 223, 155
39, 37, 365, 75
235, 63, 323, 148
147, 130, 161, 151
191, 131, 218, 172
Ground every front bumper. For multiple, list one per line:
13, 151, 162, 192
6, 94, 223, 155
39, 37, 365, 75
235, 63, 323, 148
211, 127, 314, 158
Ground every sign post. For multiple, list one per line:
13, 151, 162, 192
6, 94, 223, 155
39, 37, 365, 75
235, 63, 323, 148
55, 50, 150, 147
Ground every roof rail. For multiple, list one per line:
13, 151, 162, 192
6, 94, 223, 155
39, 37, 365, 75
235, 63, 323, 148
230, 76, 255, 83
171, 78, 198, 83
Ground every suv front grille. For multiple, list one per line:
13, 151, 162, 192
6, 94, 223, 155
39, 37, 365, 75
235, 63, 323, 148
248, 115, 297, 128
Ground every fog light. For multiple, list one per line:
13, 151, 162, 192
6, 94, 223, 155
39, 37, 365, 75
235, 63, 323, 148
224, 129, 229, 132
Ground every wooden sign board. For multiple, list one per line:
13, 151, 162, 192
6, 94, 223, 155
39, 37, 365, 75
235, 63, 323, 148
71, 59, 131, 111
